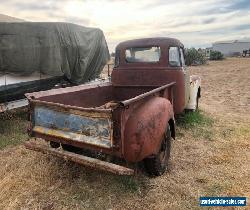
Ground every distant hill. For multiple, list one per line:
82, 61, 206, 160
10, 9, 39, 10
0, 14, 25, 22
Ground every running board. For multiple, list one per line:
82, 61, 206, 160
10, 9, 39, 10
24, 141, 134, 176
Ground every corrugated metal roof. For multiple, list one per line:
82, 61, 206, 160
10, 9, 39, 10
213, 39, 250, 44
0, 14, 25, 22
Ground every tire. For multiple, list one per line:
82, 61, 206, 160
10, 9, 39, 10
195, 94, 199, 111
50, 141, 60, 148
195, 88, 200, 111
144, 124, 172, 176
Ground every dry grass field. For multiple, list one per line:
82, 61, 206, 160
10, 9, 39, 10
0, 58, 249, 210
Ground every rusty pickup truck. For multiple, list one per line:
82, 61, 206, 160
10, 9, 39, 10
25, 38, 201, 176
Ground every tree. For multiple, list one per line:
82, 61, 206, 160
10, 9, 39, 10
209, 50, 224, 60
185, 48, 206, 66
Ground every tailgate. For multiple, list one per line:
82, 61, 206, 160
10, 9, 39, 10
31, 105, 113, 148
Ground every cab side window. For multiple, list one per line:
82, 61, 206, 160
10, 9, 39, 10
180, 48, 186, 66
169, 47, 181, 67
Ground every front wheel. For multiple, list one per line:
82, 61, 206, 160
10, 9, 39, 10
144, 124, 172, 176
195, 94, 199, 111
195, 88, 201, 111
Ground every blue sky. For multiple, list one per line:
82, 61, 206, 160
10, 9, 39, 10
1, 0, 250, 51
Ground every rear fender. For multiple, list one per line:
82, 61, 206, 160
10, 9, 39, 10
123, 97, 174, 162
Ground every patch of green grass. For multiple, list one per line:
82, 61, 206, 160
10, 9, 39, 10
176, 110, 214, 141
177, 110, 213, 129
0, 108, 28, 149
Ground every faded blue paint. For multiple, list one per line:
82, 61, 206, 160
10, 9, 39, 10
34, 107, 112, 139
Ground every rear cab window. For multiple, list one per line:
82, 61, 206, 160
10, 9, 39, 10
114, 49, 120, 67
125, 46, 161, 63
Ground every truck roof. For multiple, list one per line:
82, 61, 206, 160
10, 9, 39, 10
116, 37, 184, 49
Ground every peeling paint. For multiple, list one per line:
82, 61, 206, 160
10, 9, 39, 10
34, 107, 113, 148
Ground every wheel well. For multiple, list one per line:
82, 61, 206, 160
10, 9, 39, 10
168, 118, 175, 139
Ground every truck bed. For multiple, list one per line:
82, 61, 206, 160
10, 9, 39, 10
29, 82, 155, 109
26, 82, 174, 154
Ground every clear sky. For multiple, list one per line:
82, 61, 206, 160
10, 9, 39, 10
1, 0, 250, 51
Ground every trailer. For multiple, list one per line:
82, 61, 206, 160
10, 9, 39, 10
0, 73, 63, 112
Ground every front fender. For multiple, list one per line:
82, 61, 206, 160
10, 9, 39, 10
123, 97, 174, 162
186, 75, 201, 110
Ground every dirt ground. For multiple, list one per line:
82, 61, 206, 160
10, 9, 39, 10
0, 58, 249, 210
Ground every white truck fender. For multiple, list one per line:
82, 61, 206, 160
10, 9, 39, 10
185, 75, 201, 110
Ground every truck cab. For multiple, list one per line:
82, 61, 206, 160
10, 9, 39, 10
112, 38, 201, 112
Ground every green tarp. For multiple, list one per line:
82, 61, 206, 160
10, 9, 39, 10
0, 22, 110, 84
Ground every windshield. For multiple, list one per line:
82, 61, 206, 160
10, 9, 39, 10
125, 46, 161, 63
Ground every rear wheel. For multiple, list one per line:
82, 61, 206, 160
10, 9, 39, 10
144, 124, 172, 176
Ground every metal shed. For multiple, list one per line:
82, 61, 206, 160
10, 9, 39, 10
212, 39, 250, 56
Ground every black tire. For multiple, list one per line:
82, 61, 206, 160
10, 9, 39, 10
195, 94, 199, 111
144, 125, 172, 176
50, 141, 60, 148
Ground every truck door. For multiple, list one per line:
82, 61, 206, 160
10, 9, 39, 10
180, 48, 190, 107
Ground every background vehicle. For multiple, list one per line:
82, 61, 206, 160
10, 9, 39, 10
25, 37, 201, 176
